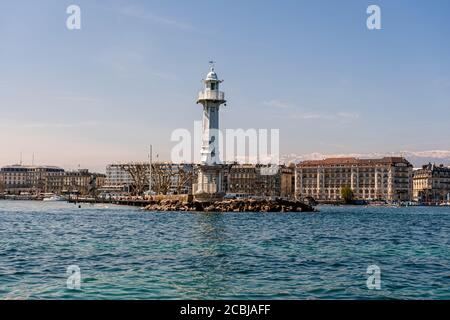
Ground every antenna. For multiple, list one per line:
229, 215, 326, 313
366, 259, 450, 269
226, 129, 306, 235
209, 60, 215, 70
32, 153, 35, 166
20, 152, 22, 165
148, 145, 153, 195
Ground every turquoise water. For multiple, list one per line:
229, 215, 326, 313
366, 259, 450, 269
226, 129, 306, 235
0, 200, 448, 299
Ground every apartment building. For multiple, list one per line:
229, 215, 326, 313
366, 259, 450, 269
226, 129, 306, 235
0, 165, 65, 194
295, 157, 413, 203
60, 169, 106, 195
413, 163, 450, 203
0, 165, 107, 195
105, 164, 133, 187
227, 164, 293, 198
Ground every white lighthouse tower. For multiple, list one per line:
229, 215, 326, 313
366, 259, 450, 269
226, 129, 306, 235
194, 64, 227, 198
198, 65, 226, 164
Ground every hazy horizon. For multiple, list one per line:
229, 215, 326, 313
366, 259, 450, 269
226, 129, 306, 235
1, 0, 450, 172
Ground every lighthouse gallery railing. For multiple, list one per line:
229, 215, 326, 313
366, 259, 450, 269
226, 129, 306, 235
198, 91, 225, 101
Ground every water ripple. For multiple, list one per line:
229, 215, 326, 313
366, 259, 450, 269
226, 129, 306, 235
0, 201, 449, 299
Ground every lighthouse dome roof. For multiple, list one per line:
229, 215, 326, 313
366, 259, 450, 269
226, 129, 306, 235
206, 68, 218, 81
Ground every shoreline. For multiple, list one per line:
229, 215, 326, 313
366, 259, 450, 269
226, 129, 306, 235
1, 197, 450, 208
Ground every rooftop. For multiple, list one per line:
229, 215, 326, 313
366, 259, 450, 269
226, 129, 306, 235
297, 157, 412, 167
1, 164, 64, 171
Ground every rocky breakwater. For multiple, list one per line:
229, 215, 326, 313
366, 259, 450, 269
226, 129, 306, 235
144, 198, 315, 213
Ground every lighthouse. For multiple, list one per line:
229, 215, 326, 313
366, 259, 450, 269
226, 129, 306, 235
197, 65, 226, 164
194, 64, 227, 198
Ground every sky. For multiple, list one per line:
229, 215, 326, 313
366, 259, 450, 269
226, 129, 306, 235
1, 0, 450, 172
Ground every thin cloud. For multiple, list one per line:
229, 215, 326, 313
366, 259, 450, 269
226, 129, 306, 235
263, 100, 292, 109
433, 77, 450, 90
0, 121, 118, 129
153, 72, 179, 81
292, 112, 359, 121
118, 6, 196, 31
265, 99, 360, 121
54, 95, 103, 104
319, 142, 347, 149
96, 51, 145, 74
292, 113, 333, 120
337, 112, 359, 119
3, 91, 104, 105
24, 121, 101, 129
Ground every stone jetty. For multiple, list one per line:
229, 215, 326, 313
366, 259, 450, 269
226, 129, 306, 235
143, 198, 315, 213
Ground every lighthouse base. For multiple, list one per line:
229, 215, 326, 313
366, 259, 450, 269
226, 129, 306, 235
193, 164, 227, 202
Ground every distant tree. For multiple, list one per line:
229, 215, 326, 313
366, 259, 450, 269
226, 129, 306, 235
175, 166, 194, 194
151, 164, 173, 195
87, 175, 98, 198
115, 162, 198, 196
0, 177, 4, 193
341, 186, 354, 204
117, 163, 149, 196
118, 163, 192, 196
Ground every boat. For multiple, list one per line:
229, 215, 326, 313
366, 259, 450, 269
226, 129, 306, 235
43, 195, 66, 202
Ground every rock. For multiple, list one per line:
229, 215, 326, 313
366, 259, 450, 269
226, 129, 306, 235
143, 198, 315, 213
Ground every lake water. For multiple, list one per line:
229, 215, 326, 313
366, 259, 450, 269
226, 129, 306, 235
0, 200, 449, 299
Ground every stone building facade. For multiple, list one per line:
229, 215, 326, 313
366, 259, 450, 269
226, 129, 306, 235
295, 157, 413, 203
0, 165, 65, 194
0, 165, 105, 195
413, 163, 450, 203
226, 164, 293, 198
60, 169, 106, 195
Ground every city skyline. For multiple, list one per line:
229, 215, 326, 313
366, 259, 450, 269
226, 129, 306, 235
1, 0, 450, 172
